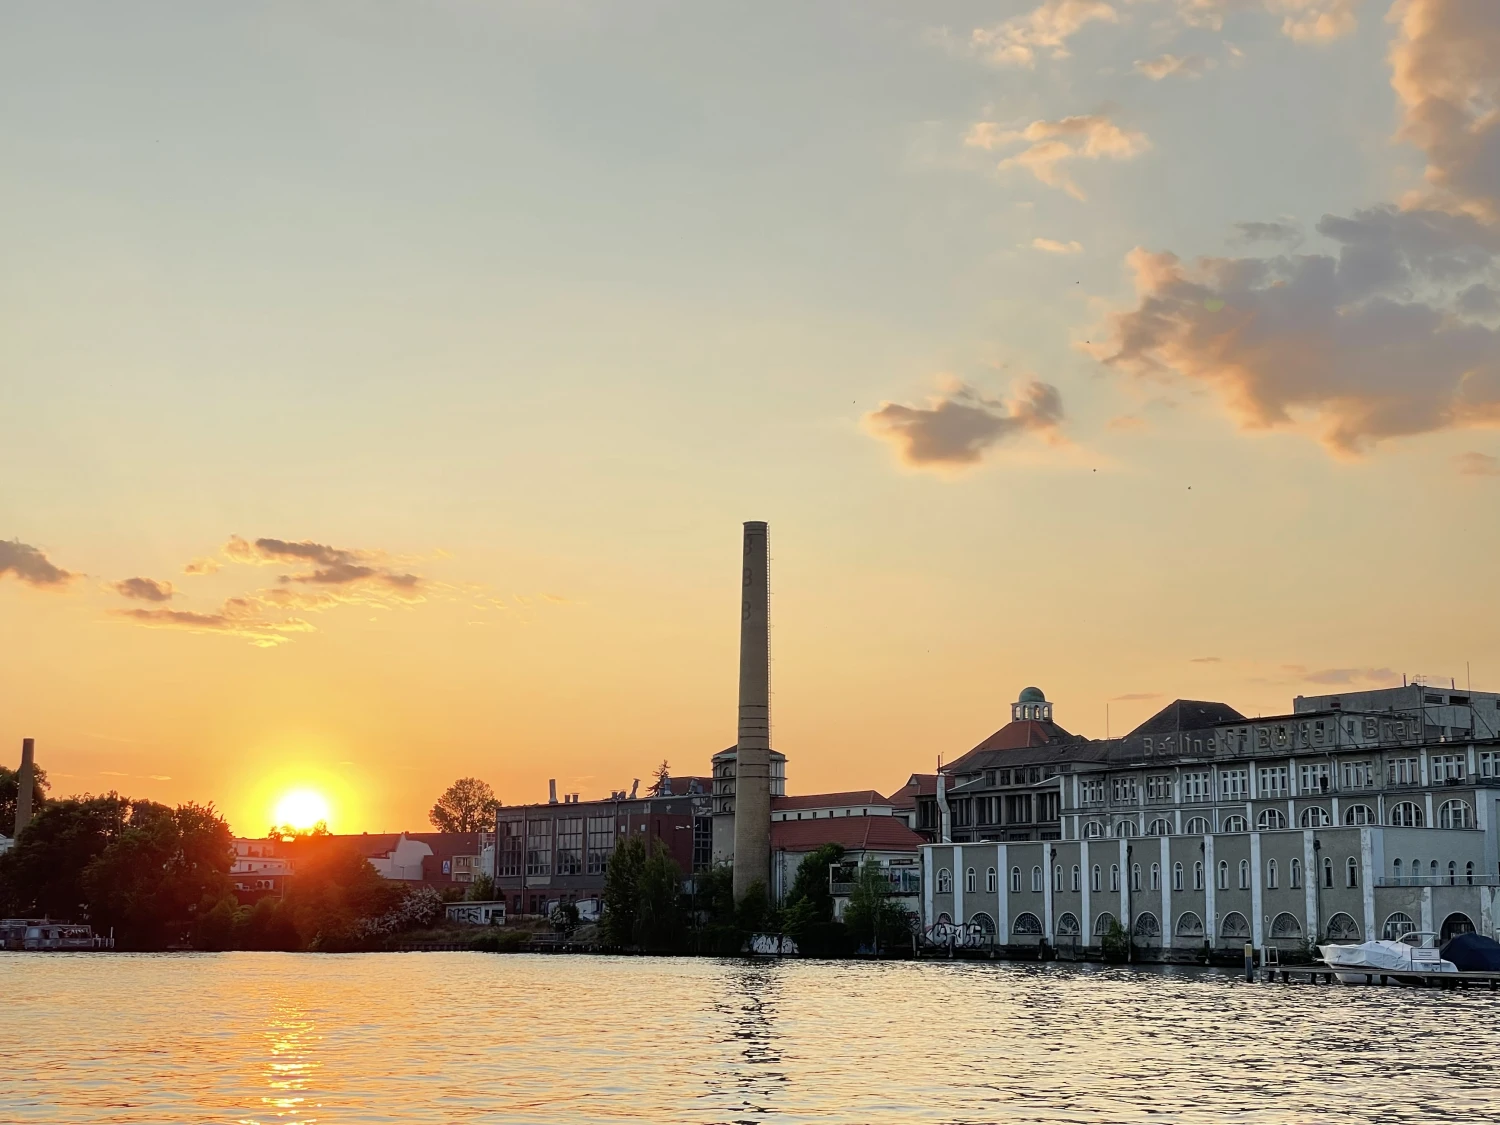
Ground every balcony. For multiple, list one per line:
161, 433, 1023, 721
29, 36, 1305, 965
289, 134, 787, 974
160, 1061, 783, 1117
829, 868, 922, 897
1376, 874, 1499, 887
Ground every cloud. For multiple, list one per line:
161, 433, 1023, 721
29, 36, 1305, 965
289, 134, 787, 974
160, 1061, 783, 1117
1089, 205, 1500, 453
971, 0, 1119, 66
114, 597, 316, 648
183, 557, 221, 576
1189, 656, 1223, 663
1108, 413, 1149, 431
112, 576, 175, 602
968, 114, 1149, 200
1136, 52, 1212, 80
1390, 0, 1500, 221
1166, 0, 1364, 40
866, 379, 1064, 469
0, 539, 74, 588
224, 535, 426, 601
1111, 691, 1164, 701
1231, 218, 1304, 246
1284, 665, 1400, 686
1033, 237, 1085, 254
1455, 451, 1500, 476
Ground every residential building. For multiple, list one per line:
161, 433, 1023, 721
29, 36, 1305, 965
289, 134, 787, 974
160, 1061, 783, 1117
770, 813, 926, 919
920, 684, 1500, 957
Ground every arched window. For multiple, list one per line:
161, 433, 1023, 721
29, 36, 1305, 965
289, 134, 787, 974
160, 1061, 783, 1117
1217, 860, 1229, 890
1091, 864, 1101, 892
1193, 861, 1204, 890
1389, 801, 1423, 827
965, 867, 976, 893
1115, 820, 1138, 837
1222, 815, 1248, 833
1093, 910, 1116, 936
1220, 911, 1250, 939
1131, 863, 1142, 892
1290, 858, 1302, 889
935, 912, 952, 925
1266, 859, 1278, 889
1185, 816, 1210, 835
1430, 860, 1438, 881
1440, 912, 1476, 943
1148, 818, 1172, 837
1031, 866, 1043, 893
1344, 804, 1374, 826
1299, 806, 1330, 828
1149, 863, 1160, 891
1257, 808, 1287, 830
986, 867, 997, 893
1393, 858, 1403, 882
1070, 864, 1080, 892
1383, 912, 1415, 940
1323, 857, 1334, 888
1057, 912, 1081, 937
1173, 862, 1183, 891
1110, 864, 1120, 891
1466, 861, 1475, 885
1013, 912, 1043, 936
1132, 912, 1160, 939
1054, 864, 1063, 892
1439, 800, 1473, 829
969, 911, 996, 936
1011, 867, 1021, 893
937, 868, 952, 894
1346, 857, 1359, 888
1082, 820, 1104, 839
1326, 913, 1360, 941
1175, 911, 1204, 938
1238, 860, 1249, 889
1270, 912, 1303, 939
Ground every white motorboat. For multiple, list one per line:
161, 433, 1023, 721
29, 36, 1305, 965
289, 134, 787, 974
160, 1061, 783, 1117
1319, 931, 1457, 983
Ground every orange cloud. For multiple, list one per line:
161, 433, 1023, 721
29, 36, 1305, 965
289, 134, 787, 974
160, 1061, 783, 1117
971, 0, 1118, 66
1455, 451, 1500, 477
114, 598, 316, 648
112, 576, 175, 602
0, 539, 74, 588
968, 114, 1148, 200
866, 380, 1065, 470
1033, 237, 1084, 254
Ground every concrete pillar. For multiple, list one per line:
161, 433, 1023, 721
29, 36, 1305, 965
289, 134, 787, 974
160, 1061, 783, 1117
15, 738, 36, 839
731, 521, 772, 902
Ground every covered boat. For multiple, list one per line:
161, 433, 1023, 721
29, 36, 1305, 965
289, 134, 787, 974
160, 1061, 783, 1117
1441, 933, 1500, 973
1319, 932, 1456, 982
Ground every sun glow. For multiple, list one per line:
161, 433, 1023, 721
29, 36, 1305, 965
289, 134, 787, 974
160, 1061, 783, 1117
273, 789, 331, 831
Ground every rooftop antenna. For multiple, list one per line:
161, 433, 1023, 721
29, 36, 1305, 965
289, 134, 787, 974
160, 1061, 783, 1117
1106, 703, 1110, 740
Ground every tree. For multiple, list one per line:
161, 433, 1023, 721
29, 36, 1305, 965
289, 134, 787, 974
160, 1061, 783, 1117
600, 835, 645, 947
635, 840, 683, 951
842, 859, 911, 954
0, 762, 49, 838
782, 844, 846, 956
467, 873, 497, 902
429, 778, 500, 833
0, 793, 132, 920
278, 840, 406, 950
267, 821, 330, 843
648, 760, 672, 797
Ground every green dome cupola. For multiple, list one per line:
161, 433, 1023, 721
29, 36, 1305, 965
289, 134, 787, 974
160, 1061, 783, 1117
1012, 686, 1052, 722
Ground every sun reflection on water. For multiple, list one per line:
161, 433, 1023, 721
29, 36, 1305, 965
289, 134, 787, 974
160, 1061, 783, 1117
237, 1006, 321, 1125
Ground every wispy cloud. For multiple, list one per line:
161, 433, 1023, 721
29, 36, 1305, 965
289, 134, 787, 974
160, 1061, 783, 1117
1136, 52, 1212, 80
1231, 218, 1304, 246
111, 576, 175, 603
1111, 691, 1163, 701
866, 379, 1065, 470
971, 0, 1119, 66
968, 114, 1149, 200
1456, 451, 1500, 477
1189, 656, 1222, 664
225, 535, 425, 601
1033, 237, 1084, 254
1283, 665, 1400, 687
0, 539, 74, 588
183, 557, 221, 576
114, 597, 316, 648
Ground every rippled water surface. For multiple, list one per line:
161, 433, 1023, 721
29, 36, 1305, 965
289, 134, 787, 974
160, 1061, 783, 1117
5, 952, 1499, 1123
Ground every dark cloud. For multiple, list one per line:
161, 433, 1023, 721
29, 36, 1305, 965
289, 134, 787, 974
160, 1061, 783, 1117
1231, 219, 1303, 246
115, 598, 314, 648
1456, 451, 1500, 477
1457, 283, 1500, 317
0, 539, 74, 588
225, 534, 425, 599
866, 380, 1064, 469
112, 577, 175, 602
183, 557, 221, 576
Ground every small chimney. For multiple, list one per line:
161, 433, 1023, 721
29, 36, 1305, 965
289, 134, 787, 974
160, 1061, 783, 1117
548, 779, 558, 805
15, 738, 36, 840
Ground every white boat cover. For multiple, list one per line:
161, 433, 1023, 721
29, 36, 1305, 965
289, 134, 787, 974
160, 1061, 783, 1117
1320, 940, 1457, 973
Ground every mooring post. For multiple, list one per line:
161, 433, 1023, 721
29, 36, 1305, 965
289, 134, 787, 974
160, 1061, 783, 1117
1244, 942, 1254, 982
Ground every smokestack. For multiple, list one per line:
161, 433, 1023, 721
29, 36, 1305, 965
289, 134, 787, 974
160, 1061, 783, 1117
548, 779, 558, 805
14, 738, 36, 840
732, 521, 772, 902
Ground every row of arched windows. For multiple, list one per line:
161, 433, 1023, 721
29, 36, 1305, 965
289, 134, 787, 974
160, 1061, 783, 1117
954, 909, 1481, 945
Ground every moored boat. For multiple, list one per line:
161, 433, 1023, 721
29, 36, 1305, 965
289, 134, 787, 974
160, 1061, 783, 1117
1319, 931, 1456, 983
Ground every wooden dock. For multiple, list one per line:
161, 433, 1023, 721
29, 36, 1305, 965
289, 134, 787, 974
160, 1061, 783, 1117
1263, 961, 1500, 988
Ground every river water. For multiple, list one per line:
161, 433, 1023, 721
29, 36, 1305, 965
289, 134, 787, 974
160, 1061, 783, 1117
4, 952, 1497, 1123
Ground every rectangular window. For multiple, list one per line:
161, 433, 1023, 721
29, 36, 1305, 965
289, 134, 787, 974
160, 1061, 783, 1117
555, 817, 583, 876
499, 819, 524, 878
1112, 777, 1139, 803
1431, 754, 1466, 783
1481, 751, 1497, 779
1389, 757, 1418, 785
1219, 769, 1248, 800
692, 816, 712, 872
996, 769, 1012, 785
1257, 765, 1288, 797
1080, 779, 1105, 805
1341, 760, 1372, 789
526, 820, 553, 877
1298, 762, 1331, 793
1145, 775, 1174, 802
1181, 772, 1210, 802
1037, 792, 1060, 821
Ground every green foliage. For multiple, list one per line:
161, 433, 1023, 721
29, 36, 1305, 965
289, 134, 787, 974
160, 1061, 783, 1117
735, 879, 775, 935
781, 845, 848, 956
842, 860, 911, 953
636, 841, 683, 951
600, 835, 645, 947
1100, 920, 1130, 963
550, 900, 580, 935
0, 793, 131, 919
267, 821, 330, 843
278, 840, 406, 950
0, 762, 49, 838
428, 778, 501, 834
649, 760, 672, 797
472, 928, 531, 952
468, 873, 498, 902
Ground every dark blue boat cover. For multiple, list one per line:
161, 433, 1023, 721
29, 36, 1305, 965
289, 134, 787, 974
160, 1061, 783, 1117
1441, 933, 1500, 972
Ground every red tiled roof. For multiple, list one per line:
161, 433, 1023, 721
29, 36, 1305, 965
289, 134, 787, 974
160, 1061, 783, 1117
771, 815, 925, 853
772, 790, 889, 811
886, 774, 934, 809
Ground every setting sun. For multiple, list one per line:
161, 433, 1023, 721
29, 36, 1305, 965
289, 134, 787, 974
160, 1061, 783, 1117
273, 788, 331, 831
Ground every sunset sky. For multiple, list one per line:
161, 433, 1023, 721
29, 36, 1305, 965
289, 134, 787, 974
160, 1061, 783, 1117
3, 1, 1498, 836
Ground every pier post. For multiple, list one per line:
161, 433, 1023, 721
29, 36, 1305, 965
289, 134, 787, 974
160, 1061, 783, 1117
1243, 942, 1254, 982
